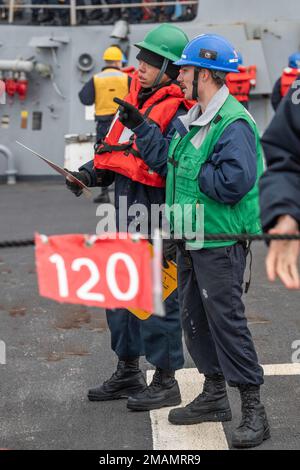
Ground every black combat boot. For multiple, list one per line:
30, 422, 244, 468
232, 385, 270, 448
127, 368, 181, 411
168, 374, 232, 425
88, 358, 146, 401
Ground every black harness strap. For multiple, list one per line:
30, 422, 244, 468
95, 96, 173, 160
95, 101, 162, 159
192, 68, 200, 100
95, 139, 133, 154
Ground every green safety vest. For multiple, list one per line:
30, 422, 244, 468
166, 94, 264, 249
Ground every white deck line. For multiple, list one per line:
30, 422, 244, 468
148, 363, 300, 450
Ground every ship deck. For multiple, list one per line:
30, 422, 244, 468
0, 181, 300, 450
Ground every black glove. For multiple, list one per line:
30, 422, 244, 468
162, 239, 177, 269
65, 170, 90, 197
113, 97, 145, 130
95, 169, 115, 187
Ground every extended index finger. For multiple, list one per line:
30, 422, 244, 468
113, 97, 126, 107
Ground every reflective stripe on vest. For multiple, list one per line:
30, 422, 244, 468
280, 67, 300, 97
94, 72, 194, 188
94, 68, 129, 116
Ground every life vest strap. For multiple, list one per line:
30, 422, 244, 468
95, 137, 142, 159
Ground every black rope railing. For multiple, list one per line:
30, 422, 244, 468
1, 233, 300, 249
0, 238, 35, 248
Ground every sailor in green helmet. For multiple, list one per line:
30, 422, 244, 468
66, 24, 194, 412
165, 33, 270, 449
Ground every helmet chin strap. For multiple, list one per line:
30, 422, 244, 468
152, 58, 169, 88
192, 67, 200, 100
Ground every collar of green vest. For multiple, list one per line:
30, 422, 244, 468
178, 84, 229, 130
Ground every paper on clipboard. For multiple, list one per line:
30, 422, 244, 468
16, 141, 92, 199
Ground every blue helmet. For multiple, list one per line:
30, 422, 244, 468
175, 33, 239, 73
288, 52, 300, 68
237, 52, 243, 66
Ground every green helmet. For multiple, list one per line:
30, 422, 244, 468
135, 23, 189, 63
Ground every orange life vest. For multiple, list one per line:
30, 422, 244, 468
94, 72, 194, 187
226, 65, 256, 102
280, 67, 300, 97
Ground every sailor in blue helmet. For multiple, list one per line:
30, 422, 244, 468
164, 33, 270, 449
271, 52, 300, 111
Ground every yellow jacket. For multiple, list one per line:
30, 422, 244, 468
93, 68, 129, 116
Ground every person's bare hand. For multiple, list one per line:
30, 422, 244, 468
266, 215, 300, 289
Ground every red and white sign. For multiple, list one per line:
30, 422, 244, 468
35, 233, 153, 312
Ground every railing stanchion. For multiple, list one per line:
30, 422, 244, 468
8, 0, 15, 24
